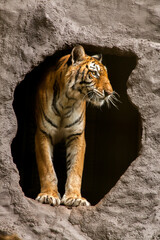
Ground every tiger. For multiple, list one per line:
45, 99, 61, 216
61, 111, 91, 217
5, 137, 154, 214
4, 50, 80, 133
35, 45, 117, 207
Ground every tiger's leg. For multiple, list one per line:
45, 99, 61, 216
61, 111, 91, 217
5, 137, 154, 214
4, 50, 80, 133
35, 128, 60, 206
61, 132, 90, 207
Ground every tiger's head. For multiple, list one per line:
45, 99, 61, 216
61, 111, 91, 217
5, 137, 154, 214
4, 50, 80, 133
66, 45, 118, 107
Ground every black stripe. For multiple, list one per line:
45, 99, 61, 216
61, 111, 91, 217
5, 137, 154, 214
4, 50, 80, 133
79, 80, 93, 85
65, 91, 76, 101
40, 128, 48, 135
66, 153, 77, 171
66, 152, 71, 159
66, 132, 83, 148
65, 106, 73, 109
79, 69, 95, 85
77, 87, 84, 94
59, 71, 63, 80
66, 131, 83, 141
63, 106, 73, 117
64, 110, 84, 128
40, 129, 53, 144
52, 80, 60, 116
82, 69, 85, 80
71, 67, 81, 90
75, 67, 80, 82
64, 109, 73, 118
66, 158, 72, 171
41, 107, 58, 128
67, 162, 71, 171
66, 137, 78, 148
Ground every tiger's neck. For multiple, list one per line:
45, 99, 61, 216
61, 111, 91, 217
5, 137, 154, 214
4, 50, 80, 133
51, 74, 84, 118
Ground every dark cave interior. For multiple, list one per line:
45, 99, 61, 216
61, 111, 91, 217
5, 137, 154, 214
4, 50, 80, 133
11, 47, 142, 205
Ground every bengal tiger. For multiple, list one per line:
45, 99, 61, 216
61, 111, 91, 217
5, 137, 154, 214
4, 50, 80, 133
35, 45, 117, 207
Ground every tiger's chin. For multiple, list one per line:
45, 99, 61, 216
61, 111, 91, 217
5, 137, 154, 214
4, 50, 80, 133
87, 98, 105, 107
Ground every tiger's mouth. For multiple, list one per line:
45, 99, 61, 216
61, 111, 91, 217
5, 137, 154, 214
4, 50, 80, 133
86, 90, 120, 108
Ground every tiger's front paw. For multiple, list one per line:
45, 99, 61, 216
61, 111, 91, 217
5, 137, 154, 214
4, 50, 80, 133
61, 194, 90, 207
36, 192, 61, 206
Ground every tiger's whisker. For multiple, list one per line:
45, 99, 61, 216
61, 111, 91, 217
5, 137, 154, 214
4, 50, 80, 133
93, 89, 104, 97
106, 97, 111, 108
108, 96, 119, 110
111, 93, 122, 103
82, 90, 94, 101
113, 91, 120, 98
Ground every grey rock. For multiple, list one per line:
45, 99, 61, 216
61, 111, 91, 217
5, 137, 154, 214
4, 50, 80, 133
0, 0, 160, 239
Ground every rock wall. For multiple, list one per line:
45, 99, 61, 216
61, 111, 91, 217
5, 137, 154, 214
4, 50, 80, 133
0, 0, 160, 239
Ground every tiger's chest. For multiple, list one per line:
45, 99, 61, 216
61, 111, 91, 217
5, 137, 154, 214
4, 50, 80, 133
45, 95, 85, 143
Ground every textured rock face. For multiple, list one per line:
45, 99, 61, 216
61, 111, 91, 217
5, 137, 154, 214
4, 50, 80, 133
0, 0, 160, 239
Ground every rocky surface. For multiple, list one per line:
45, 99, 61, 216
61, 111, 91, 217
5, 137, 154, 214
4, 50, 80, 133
0, 0, 160, 239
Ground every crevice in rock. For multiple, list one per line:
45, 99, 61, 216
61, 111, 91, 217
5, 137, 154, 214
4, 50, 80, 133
11, 47, 142, 205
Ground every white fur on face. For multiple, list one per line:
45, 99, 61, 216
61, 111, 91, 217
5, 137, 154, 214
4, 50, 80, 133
88, 62, 100, 77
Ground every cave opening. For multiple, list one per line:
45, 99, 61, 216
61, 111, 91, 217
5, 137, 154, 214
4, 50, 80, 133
11, 47, 142, 206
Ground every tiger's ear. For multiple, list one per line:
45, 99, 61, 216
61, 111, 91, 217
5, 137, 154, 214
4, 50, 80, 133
71, 45, 85, 64
92, 54, 102, 62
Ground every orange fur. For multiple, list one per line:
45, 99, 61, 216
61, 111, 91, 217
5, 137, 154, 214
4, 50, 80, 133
0, 235, 21, 240
35, 45, 113, 207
